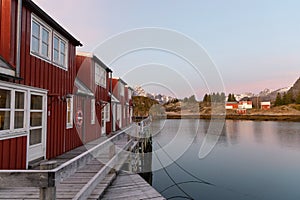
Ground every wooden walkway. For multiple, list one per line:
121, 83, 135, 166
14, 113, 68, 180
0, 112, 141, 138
0, 126, 165, 200
101, 172, 165, 200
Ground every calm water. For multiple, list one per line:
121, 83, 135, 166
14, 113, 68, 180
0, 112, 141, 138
148, 119, 300, 200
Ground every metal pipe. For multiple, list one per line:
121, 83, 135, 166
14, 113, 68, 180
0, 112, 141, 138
16, 0, 22, 77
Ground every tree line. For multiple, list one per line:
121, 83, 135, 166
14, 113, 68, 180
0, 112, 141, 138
203, 92, 236, 103
275, 91, 300, 106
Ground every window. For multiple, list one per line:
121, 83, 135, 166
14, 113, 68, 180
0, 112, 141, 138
30, 94, 44, 145
53, 34, 68, 69
15, 91, 25, 129
95, 63, 107, 87
91, 99, 95, 124
66, 96, 73, 128
31, 17, 51, 59
31, 14, 69, 70
128, 90, 132, 100
117, 104, 121, 121
105, 103, 110, 122
0, 89, 11, 131
0, 88, 26, 133
119, 84, 124, 96
101, 106, 105, 127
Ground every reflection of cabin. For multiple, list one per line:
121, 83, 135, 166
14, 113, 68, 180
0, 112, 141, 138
0, 0, 82, 169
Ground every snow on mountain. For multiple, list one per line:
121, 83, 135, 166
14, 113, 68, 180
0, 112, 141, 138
133, 86, 176, 104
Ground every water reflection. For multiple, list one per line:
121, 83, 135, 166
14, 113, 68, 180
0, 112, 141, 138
275, 122, 300, 150
149, 119, 300, 200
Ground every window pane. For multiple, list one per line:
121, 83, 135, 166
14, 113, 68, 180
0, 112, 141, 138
32, 21, 40, 38
54, 49, 59, 62
32, 37, 39, 53
67, 110, 71, 124
0, 89, 11, 108
53, 36, 59, 50
0, 111, 10, 130
60, 53, 65, 66
30, 112, 42, 127
30, 129, 42, 145
42, 28, 49, 43
15, 92, 24, 109
60, 42, 65, 53
66, 98, 73, 126
14, 111, 24, 129
41, 43, 49, 57
31, 95, 43, 110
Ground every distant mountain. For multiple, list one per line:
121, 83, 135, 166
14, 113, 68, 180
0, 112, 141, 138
133, 86, 176, 104
288, 77, 300, 97
258, 86, 291, 101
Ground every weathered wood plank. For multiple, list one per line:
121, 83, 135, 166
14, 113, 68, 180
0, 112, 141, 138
0, 171, 50, 187
101, 172, 165, 200
73, 139, 134, 200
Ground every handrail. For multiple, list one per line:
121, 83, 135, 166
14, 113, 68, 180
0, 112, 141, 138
73, 139, 134, 200
0, 124, 139, 199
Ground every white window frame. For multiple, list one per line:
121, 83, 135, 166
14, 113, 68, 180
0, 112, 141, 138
0, 82, 47, 141
117, 104, 121, 121
91, 99, 95, 124
128, 90, 132, 100
119, 83, 124, 97
30, 15, 52, 61
0, 87, 27, 135
95, 63, 101, 86
105, 103, 110, 122
95, 63, 107, 88
30, 14, 69, 71
53, 32, 68, 70
66, 96, 74, 129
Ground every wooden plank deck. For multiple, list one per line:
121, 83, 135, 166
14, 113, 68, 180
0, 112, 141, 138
101, 172, 165, 200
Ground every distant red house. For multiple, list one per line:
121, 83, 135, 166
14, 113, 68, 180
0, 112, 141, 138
0, 0, 82, 169
261, 102, 271, 110
226, 102, 238, 109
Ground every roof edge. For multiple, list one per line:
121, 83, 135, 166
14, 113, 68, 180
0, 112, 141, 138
24, 0, 82, 47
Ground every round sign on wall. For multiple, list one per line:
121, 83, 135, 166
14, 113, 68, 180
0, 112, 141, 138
75, 110, 83, 127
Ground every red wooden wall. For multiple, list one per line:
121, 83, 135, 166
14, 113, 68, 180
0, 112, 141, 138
0, 136, 27, 169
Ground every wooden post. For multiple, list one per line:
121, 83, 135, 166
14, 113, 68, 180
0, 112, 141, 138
109, 144, 116, 173
40, 161, 57, 200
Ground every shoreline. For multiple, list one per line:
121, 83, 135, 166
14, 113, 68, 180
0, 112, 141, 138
166, 114, 300, 122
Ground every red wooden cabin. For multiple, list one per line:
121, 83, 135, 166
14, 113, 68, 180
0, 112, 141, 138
0, 0, 82, 169
75, 52, 112, 137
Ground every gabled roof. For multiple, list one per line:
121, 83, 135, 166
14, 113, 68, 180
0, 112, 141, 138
24, 0, 82, 46
113, 77, 127, 85
76, 52, 112, 73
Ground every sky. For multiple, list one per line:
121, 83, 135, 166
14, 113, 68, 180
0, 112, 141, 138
33, 0, 300, 99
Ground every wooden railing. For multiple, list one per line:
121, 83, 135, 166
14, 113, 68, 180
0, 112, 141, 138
0, 125, 140, 200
